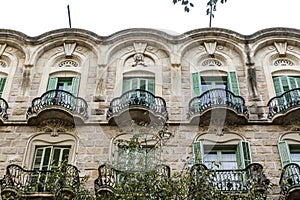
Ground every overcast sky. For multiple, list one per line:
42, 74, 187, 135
1, 0, 299, 36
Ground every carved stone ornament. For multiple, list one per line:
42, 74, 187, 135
274, 42, 287, 56
132, 53, 146, 67
64, 42, 77, 57
58, 59, 79, 67
201, 58, 223, 67
132, 42, 147, 67
37, 119, 74, 137
0, 60, 7, 68
273, 58, 294, 66
0, 43, 7, 57
204, 42, 217, 56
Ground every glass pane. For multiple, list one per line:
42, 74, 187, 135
204, 152, 218, 169
222, 152, 237, 162
222, 162, 238, 170
140, 79, 147, 90
52, 148, 61, 167
221, 152, 237, 169
62, 149, 70, 162
42, 147, 52, 170
291, 152, 300, 163
33, 148, 44, 170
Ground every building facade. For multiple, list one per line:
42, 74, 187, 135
0, 27, 300, 199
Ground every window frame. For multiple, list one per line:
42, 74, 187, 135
23, 132, 77, 170
32, 145, 71, 170
192, 71, 240, 97
122, 77, 155, 94
193, 141, 252, 170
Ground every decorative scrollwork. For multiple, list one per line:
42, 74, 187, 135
273, 59, 294, 66
58, 60, 79, 67
201, 59, 223, 67
0, 60, 7, 68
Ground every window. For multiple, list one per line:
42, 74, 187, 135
203, 147, 237, 170
192, 71, 239, 96
47, 77, 80, 96
0, 77, 6, 97
273, 75, 300, 96
278, 141, 300, 167
193, 141, 252, 169
123, 77, 155, 94
32, 146, 70, 170
117, 146, 155, 171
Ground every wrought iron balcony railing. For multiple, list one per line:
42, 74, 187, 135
190, 163, 270, 197
94, 163, 170, 197
0, 97, 8, 120
187, 88, 248, 118
268, 88, 300, 118
0, 164, 80, 199
27, 89, 88, 120
279, 163, 300, 199
106, 89, 168, 120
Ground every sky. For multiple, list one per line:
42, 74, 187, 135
0, 0, 299, 37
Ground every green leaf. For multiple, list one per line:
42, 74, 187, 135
182, 0, 189, 5
184, 6, 190, 12
190, 3, 194, 7
173, 0, 178, 4
206, 8, 210, 15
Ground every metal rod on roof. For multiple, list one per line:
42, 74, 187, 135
67, 5, 72, 28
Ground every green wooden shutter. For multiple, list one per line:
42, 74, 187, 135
148, 78, 155, 94
123, 78, 131, 93
236, 141, 252, 169
192, 72, 201, 96
71, 77, 80, 96
228, 71, 240, 96
0, 77, 7, 97
295, 77, 300, 88
47, 77, 58, 91
192, 141, 204, 164
278, 141, 291, 167
288, 76, 297, 89
272, 77, 283, 96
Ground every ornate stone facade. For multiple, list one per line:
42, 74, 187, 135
1, 27, 300, 199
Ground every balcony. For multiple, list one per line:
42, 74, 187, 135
94, 164, 170, 198
26, 90, 88, 125
0, 98, 8, 123
279, 163, 300, 200
187, 88, 248, 125
268, 88, 300, 124
0, 164, 80, 200
190, 163, 270, 199
106, 89, 168, 127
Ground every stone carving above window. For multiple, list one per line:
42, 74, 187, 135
0, 60, 7, 68
132, 42, 147, 67
37, 119, 74, 137
201, 58, 223, 67
64, 42, 77, 57
58, 59, 79, 67
0, 44, 7, 57
273, 58, 294, 66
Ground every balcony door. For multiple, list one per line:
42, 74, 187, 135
273, 76, 300, 106
32, 146, 70, 170
47, 77, 80, 96
192, 71, 239, 97
122, 77, 155, 94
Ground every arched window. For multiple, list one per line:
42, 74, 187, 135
23, 120, 78, 169
192, 133, 252, 169
278, 132, 300, 167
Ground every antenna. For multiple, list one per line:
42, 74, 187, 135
67, 5, 72, 28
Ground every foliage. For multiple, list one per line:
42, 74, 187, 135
172, 0, 227, 15
95, 163, 271, 200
